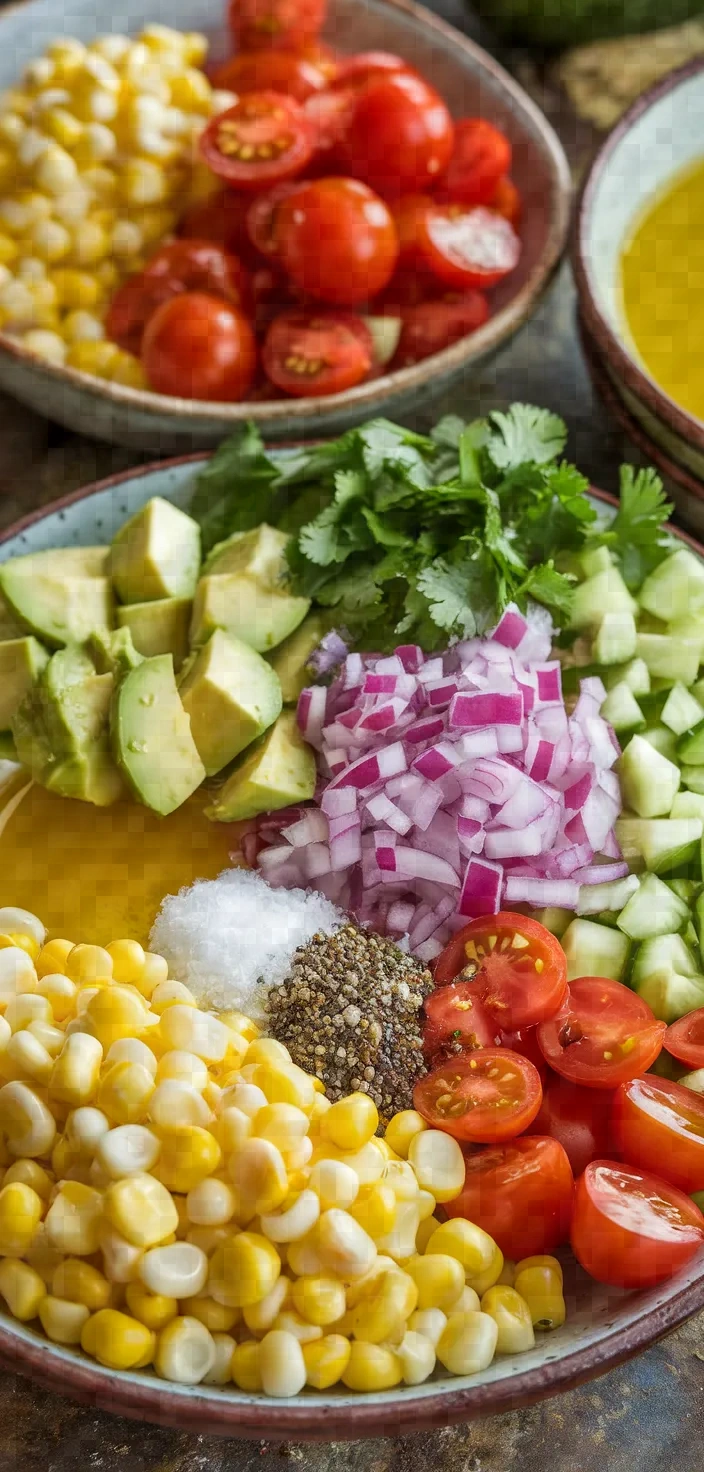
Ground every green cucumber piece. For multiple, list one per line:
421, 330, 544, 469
580, 546, 614, 578
616, 872, 690, 940
692, 679, 704, 706
667, 878, 700, 902
634, 967, 704, 1024
592, 610, 637, 665
619, 734, 680, 817
577, 874, 639, 917
636, 633, 701, 685
640, 818, 702, 874
661, 683, 704, 736
671, 792, 704, 822
638, 549, 704, 622
600, 682, 644, 734
678, 718, 704, 765
571, 567, 637, 631
612, 657, 651, 696
614, 817, 647, 872
682, 766, 704, 796
695, 893, 704, 967
632, 933, 700, 985
527, 907, 573, 939
561, 918, 631, 983
641, 725, 678, 761
685, 920, 700, 949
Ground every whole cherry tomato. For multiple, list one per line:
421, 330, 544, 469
570, 1160, 704, 1289
330, 50, 415, 92
246, 181, 305, 260
141, 292, 257, 401
199, 92, 313, 190
262, 308, 373, 396
277, 177, 398, 306
210, 49, 328, 102
228, 0, 327, 52
612, 1075, 704, 1194
433, 913, 568, 1031
537, 977, 666, 1089
178, 192, 255, 265
392, 292, 489, 366
341, 71, 454, 196
438, 117, 512, 206
414, 1047, 543, 1143
106, 241, 250, 355
529, 1073, 614, 1177
445, 1135, 574, 1258
303, 87, 356, 171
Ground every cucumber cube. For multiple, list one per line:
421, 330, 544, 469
639, 549, 704, 622
634, 967, 704, 1023
617, 658, 651, 696
616, 872, 689, 940
592, 610, 637, 665
619, 734, 681, 817
527, 907, 573, 939
693, 679, 704, 705
577, 874, 639, 916
571, 567, 637, 632
632, 933, 700, 984
668, 615, 704, 651
639, 818, 703, 873
671, 792, 704, 822
682, 766, 704, 796
677, 718, 704, 765
561, 917, 631, 983
600, 682, 644, 733
636, 633, 701, 685
614, 816, 647, 872
580, 546, 614, 578
678, 1069, 704, 1093
661, 683, 704, 736
641, 724, 677, 761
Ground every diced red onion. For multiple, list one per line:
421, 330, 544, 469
573, 860, 629, 884
459, 857, 503, 917
449, 691, 523, 729
493, 606, 529, 650
366, 793, 413, 836
404, 715, 446, 744
504, 875, 580, 908
411, 742, 458, 781
297, 684, 327, 750
387, 899, 416, 933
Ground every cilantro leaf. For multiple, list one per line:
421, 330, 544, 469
589, 465, 674, 589
486, 404, 567, 470
190, 423, 281, 551
415, 552, 496, 639
515, 562, 576, 619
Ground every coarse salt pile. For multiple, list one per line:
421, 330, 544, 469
149, 867, 345, 1022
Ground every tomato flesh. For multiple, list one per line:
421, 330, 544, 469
439, 117, 512, 206
491, 175, 522, 227
445, 1135, 574, 1258
199, 92, 313, 190
537, 977, 666, 1089
422, 204, 521, 290
664, 1009, 704, 1071
263, 308, 372, 396
413, 1046, 542, 1143
228, 0, 327, 52
341, 72, 454, 197
434, 912, 568, 1031
570, 1159, 704, 1289
612, 1075, 704, 1194
210, 49, 328, 102
422, 981, 502, 1063
246, 182, 305, 260
529, 1073, 614, 1177
392, 292, 489, 366
141, 292, 257, 402
277, 177, 398, 306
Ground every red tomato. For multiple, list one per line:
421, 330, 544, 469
106, 241, 250, 355
141, 292, 257, 402
228, 0, 326, 51
106, 272, 172, 356
500, 1025, 548, 1082
537, 977, 666, 1089
438, 118, 512, 206
420, 204, 521, 289
664, 1008, 704, 1070
299, 41, 340, 83
331, 50, 414, 91
391, 193, 434, 268
422, 981, 502, 1063
434, 913, 568, 1031
413, 1047, 542, 1144
341, 72, 454, 197
393, 292, 489, 366
199, 93, 313, 191
529, 1074, 614, 1177
445, 1136, 574, 1258
612, 1075, 704, 1194
178, 192, 254, 265
303, 87, 356, 171
210, 50, 328, 102
570, 1160, 704, 1289
491, 175, 522, 227
277, 177, 398, 306
262, 309, 372, 396
246, 182, 305, 260
250, 264, 295, 333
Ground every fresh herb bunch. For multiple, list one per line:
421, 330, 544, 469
191, 405, 674, 652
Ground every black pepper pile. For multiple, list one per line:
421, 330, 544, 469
265, 923, 432, 1125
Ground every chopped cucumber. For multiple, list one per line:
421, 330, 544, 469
361, 315, 402, 367
615, 657, 651, 696
619, 734, 680, 817
571, 567, 637, 632
527, 906, 573, 939
577, 874, 639, 916
661, 683, 704, 736
632, 933, 700, 984
668, 615, 704, 651
634, 967, 704, 1024
682, 766, 704, 796
693, 678, 704, 706
614, 817, 647, 872
679, 1069, 704, 1093
667, 878, 700, 902
685, 919, 700, 949
639, 818, 702, 874
671, 792, 704, 822
638, 549, 704, 622
641, 725, 678, 761
636, 633, 701, 685
677, 719, 704, 765
592, 610, 637, 665
695, 893, 704, 967
580, 546, 614, 578
600, 682, 644, 733
561, 917, 631, 983
616, 872, 689, 939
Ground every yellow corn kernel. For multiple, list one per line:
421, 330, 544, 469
0, 1257, 46, 1320
349, 1183, 397, 1241
27, 1020, 65, 1059
291, 1275, 346, 1329
220, 1010, 259, 1045
49, 1033, 103, 1108
168, 68, 212, 113
98, 1224, 143, 1284
25, 1223, 64, 1286
35, 939, 73, 979
52, 1257, 111, 1310
342, 1340, 402, 1392
407, 1252, 465, 1313
253, 1102, 308, 1153
66, 338, 122, 377
154, 1125, 221, 1194
159, 1006, 229, 1064
214, 1107, 252, 1158
35, 971, 75, 1022
379, 1159, 419, 1203
513, 1265, 566, 1331
317, 1209, 377, 1281
466, 1242, 505, 1297
3, 1160, 53, 1199
350, 1269, 417, 1344
119, 157, 168, 207
40, 1294, 90, 1345
384, 1110, 427, 1160
375, 1199, 421, 1263
156, 1051, 208, 1090
131, 951, 167, 1000
437, 1310, 499, 1375
450, 1284, 481, 1314
84, 984, 145, 1046
0, 947, 38, 1004
45, 1182, 103, 1256
254, 1062, 316, 1113
208, 1232, 280, 1309
481, 1285, 535, 1353
407, 1129, 465, 1203
514, 1254, 564, 1284
97, 1060, 155, 1125
125, 1280, 178, 1331
104, 1172, 178, 1248
154, 1314, 214, 1384
65, 1105, 109, 1157
322, 1093, 379, 1153
244, 1038, 291, 1068
408, 1306, 447, 1348
186, 1294, 239, 1333
66, 945, 112, 985
0, 233, 19, 268
150, 980, 197, 1015
42, 105, 83, 148
228, 1137, 287, 1218
308, 1158, 358, 1213
51, 269, 101, 310
86, 1306, 156, 1369
302, 1333, 351, 1390
425, 1219, 499, 1279
242, 1275, 290, 1334
4, 1029, 54, 1085
186, 1224, 230, 1256
186, 1177, 235, 1229
0, 1079, 56, 1156
102, 940, 143, 988
232, 1339, 262, 1392
150, 1079, 210, 1129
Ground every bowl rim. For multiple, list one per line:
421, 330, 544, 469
2, 453, 704, 1436
0, 0, 572, 426
574, 54, 704, 454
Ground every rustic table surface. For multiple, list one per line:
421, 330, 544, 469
1, 1, 703, 1466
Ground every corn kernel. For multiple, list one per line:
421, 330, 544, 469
481, 1285, 535, 1353
97, 1123, 160, 1180
186, 1294, 239, 1333
66, 945, 112, 985
36, 940, 73, 979
186, 1177, 235, 1228
408, 1306, 447, 1348
40, 1294, 90, 1344
86, 1306, 156, 1369
408, 1129, 465, 1203
398, 1329, 436, 1385
232, 1339, 262, 1392
105, 1038, 157, 1076
154, 1125, 221, 1194
228, 1137, 287, 1219
425, 1220, 498, 1279
514, 1254, 564, 1283
450, 1284, 481, 1313
208, 1232, 280, 1309
513, 1264, 566, 1331
97, 1060, 155, 1125
45, 1182, 102, 1256
384, 1110, 427, 1159
291, 1274, 346, 1328
3, 1160, 52, 1200
104, 1172, 178, 1249
342, 1340, 402, 1392
466, 1242, 504, 1297
52, 1257, 111, 1310
261, 1189, 320, 1246
5, 993, 52, 1033
0, 1181, 43, 1255
308, 1158, 359, 1212
49, 1033, 102, 1109
259, 1328, 307, 1398
317, 1210, 376, 1281
322, 1094, 378, 1153
154, 1314, 214, 1384
254, 1062, 316, 1113
199, 1330, 234, 1386
406, 1252, 465, 1312
0, 1079, 56, 1156
437, 1310, 498, 1376
349, 1183, 397, 1241
4, 1028, 54, 1084
351, 1268, 417, 1344
156, 1050, 208, 1090
150, 1079, 210, 1130
0, 1257, 46, 1320
242, 1275, 290, 1333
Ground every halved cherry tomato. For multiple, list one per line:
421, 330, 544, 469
438, 118, 512, 206
299, 41, 340, 84
341, 72, 454, 197
106, 241, 250, 356
570, 1160, 704, 1289
199, 92, 313, 191
612, 1075, 704, 1194
141, 292, 257, 402
262, 309, 373, 396
664, 1008, 704, 1071
392, 292, 489, 366
537, 977, 666, 1089
529, 1074, 614, 1177
434, 913, 568, 1031
210, 49, 328, 102
246, 182, 305, 260
500, 1024, 548, 1082
228, 0, 327, 52
491, 175, 522, 227
303, 87, 356, 170
178, 192, 255, 265
413, 1047, 542, 1143
330, 50, 415, 92
445, 1136, 574, 1258
420, 204, 521, 289
422, 982, 502, 1063
277, 177, 398, 306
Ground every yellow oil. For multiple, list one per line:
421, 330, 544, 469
0, 770, 237, 945
619, 158, 704, 423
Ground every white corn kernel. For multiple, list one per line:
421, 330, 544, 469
261, 1190, 320, 1245
140, 1241, 208, 1299
18, 126, 50, 168
35, 144, 79, 195
97, 1124, 160, 1179
27, 1020, 65, 1058
65, 1106, 109, 1155
155, 1315, 215, 1384
317, 1210, 377, 1280
220, 1082, 267, 1120
160, 1007, 228, 1064
0, 947, 37, 1001
99, 1225, 143, 1284
259, 1329, 306, 1398
53, 186, 90, 226
408, 1130, 466, 1203
156, 1051, 208, 1090
408, 1307, 447, 1348
150, 1079, 211, 1129
0, 1079, 56, 1156
399, 1330, 436, 1385
202, 1331, 236, 1385
308, 1159, 359, 1211
242, 1275, 291, 1334
82, 122, 116, 161
186, 1178, 236, 1227
106, 1038, 157, 1075
20, 329, 66, 366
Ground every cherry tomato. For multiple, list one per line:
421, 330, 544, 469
445, 1136, 574, 1258
570, 1160, 704, 1289
420, 204, 521, 289
246, 181, 305, 260
529, 1074, 614, 1177
491, 175, 522, 227
341, 72, 454, 197
500, 1025, 548, 1082
537, 977, 666, 1089
277, 177, 398, 306
263, 309, 372, 396
299, 41, 340, 83
199, 92, 313, 191
178, 192, 254, 265
210, 49, 328, 103
664, 1008, 704, 1070
612, 1075, 704, 1194
106, 271, 172, 356
228, 0, 326, 52
330, 50, 414, 92
434, 913, 568, 1031
251, 264, 295, 334
391, 193, 434, 269
303, 87, 356, 171
106, 241, 250, 356
141, 292, 257, 402
413, 1047, 542, 1144
422, 982, 502, 1063
393, 292, 489, 366
438, 118, 512, 206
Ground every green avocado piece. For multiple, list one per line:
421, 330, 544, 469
469, 0, 700, 48
0, 732, 17, 760
203, 524, 290, 581
179, 628, 282, 777
0, 637, 49, 730
11, 642, 124, 804
45, 750, 125, 807
190, 574, 310, 654
110, 497, 201, 605
0, 549, 113, 648
205, 709, 316, 822
111, 654, 206, 816
268, 614, 326, 704
88, 626, 143, 678
117, 596, 192, 669
0, 592, 25, 641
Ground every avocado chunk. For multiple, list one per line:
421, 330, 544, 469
268, 614, 326, 704
179, 629, 283, 777
110, 497, 201, 604
0, 732, 17, 760
0, 592, 24, 641
112, 654, 206, 816
190, 574, 310, 654
46, 751, 125, 807
0, 637, 49, 730
205, 709, 316, 822
117, 596, 192, 669
11, 643, 124, 805
204, 525, 289, 580
0, 549, 113, 648
88, 626, 143, 678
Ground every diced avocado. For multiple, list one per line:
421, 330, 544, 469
268, 614, 326, 704
190, 573, 310, 654
203, 524, 289, 580
117, 597, 192, 669
0, 637, 48, 730
639, 549, 704, 622
678, 718, 704, 766
0, 591, 24, 641
110, 497, 201, 605
616, 872, 690, 940
619, 733, 680, 817
111, 654, 205, 816
591, 610, 637, 665
205, 709, 316, 822
636, 632, 701, 686
0, 732, 17, 760
661, 683, 704, 736
178, 629, 282, 777
88, 626, 143, 678
577, 874, 639, 916
45, 750, 125, 807
11, 642, 124, 805
0, 550, 113, 648
561, 917, 631, 983
571, 566, 637, 631
580, 546, 614, 578
600, 682, 644, 734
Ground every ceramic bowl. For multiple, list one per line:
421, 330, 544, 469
575, 58, 704, 511
0, 0, 570, 453
2, 457, 704, 1437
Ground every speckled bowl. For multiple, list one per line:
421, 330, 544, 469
1, 456, 704, 1437
0, 0, 570, 452
575, 58, 704, 514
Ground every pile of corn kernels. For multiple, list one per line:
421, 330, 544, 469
0, 27, 231, 381
0, 905, 566, 1397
